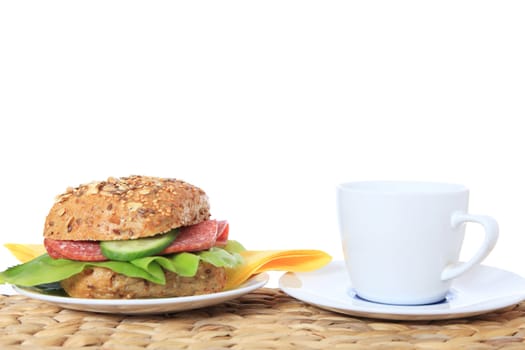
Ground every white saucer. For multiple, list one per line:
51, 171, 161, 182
279, 261, 525, 320
14, 273, 268, 315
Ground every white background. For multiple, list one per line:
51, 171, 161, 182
1, 1, 524, 286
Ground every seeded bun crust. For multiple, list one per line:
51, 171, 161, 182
44, 176, 211, 241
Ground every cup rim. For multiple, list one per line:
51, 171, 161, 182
337, 181, 468, 195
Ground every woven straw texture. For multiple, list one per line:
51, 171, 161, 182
1, 288, 525, 350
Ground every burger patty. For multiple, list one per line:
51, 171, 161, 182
61, 262, 226, 299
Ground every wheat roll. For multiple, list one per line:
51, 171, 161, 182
44, 175, 211, 241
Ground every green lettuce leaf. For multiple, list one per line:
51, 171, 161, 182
222, 240, 246, 254
199, 247, 243, 267
0, 242, 244, 287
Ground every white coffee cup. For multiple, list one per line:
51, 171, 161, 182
337, 181, 499, 305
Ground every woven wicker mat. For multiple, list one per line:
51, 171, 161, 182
1, 288, 525, 350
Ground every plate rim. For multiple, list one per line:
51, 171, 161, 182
279, 261, 525, 320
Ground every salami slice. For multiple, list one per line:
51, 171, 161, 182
215, 220, 229, 246
160, 219, 219, 254
44, 238, 107, 261
43, 219, 228, 261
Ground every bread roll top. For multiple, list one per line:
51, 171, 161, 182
44, 175, 211, 241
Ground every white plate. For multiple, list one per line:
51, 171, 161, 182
279, 261, 525, 320
13, 273, 268, 315
0, 284, 16, 296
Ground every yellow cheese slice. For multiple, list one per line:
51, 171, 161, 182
3, 244, 331, 289
225, 250, 332, 290
4, 243, 46, 263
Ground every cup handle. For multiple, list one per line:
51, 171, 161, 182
441, 211, 499, 281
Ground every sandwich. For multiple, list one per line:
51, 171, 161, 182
0, 176, 243, 299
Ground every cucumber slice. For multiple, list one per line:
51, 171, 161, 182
100, 229, 178, 261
